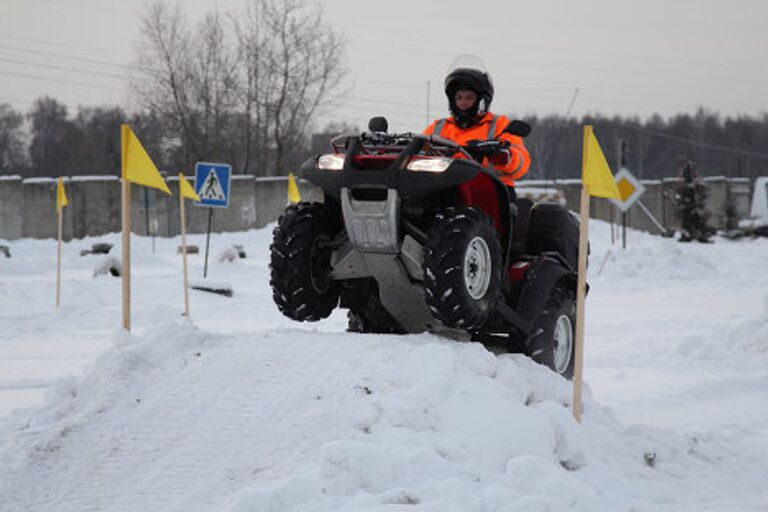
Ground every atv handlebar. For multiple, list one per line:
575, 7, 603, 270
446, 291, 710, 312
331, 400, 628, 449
329, 118, 530, 161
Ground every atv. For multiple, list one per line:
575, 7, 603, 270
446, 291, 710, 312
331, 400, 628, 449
270, 117, 582, 379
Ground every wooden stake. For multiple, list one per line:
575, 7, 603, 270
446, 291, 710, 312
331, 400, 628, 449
56, 206, 63, 307
179, 187, 190, 317
122, 178, 131, 331
572, 185, 591, 422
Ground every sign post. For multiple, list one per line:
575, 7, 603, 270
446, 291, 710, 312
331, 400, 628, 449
609, 168, 646, 249
194, 162, 231, 278
204, 209, 213, 278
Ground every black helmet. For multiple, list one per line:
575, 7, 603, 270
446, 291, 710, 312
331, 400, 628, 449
444, 55, 494, 127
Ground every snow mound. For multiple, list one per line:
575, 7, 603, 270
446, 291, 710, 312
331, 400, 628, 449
0, 322, 694, 512
92, 255, 122, 277
678, 318, 768, 360
589, 235, 717, 282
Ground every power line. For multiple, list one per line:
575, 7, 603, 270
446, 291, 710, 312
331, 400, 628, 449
617, 122, 768, 160
0, 70, 124, 93
345, 95, 425, 110
348, 22, 768, 75
325, 96, 431, 119
0, 34, 131, 61
0, 43, 133, 70
34, 0, 138, 16
352, 40, 766, 89
0, 55, 124, 80
0, 95, 34, 106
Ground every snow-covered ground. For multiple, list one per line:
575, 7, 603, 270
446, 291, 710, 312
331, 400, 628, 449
1, 221, 767, 511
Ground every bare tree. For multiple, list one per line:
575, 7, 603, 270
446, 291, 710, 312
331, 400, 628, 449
0, 104, 26, 175
131, 2, 195, 166
132, 0, 346, 176
187, 11, 240, 164
232, 0, 274, 174
259, 0, 345, 174
132, 2, 239, 170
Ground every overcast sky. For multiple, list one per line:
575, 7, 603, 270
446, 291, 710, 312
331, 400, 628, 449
1, 0, 767, 132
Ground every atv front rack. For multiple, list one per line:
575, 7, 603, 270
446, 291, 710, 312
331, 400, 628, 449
331, 132, 472, 158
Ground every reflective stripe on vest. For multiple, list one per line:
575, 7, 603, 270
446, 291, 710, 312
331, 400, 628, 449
434, 119, 446, 136
434, 116, 497, 138
486, 115, 498, 140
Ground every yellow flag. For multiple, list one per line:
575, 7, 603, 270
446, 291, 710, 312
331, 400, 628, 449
56, 177, 68, 211
287, 173, 301, 204
178, 173, 201, 201
582, 125, 621, 199
121, 124, 171, 195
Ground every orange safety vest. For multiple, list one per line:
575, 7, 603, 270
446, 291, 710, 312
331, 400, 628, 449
423, 112, 530, 187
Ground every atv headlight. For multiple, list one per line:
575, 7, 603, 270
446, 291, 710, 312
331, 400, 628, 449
317, 154, 345, 170
406, 157, 451, 173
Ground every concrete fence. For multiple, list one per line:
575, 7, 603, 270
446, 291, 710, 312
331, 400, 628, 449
520, 176, 752, 234
0, 175, 321, 241
0, 174, 754, 241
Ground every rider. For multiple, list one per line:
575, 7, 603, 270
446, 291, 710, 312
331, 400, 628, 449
423, 56, 530, 199
675, 159, 712, 242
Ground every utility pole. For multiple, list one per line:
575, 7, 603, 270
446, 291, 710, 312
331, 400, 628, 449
555, 86, 580, 185
426, 80, 431, 126
565, 87, 579, 119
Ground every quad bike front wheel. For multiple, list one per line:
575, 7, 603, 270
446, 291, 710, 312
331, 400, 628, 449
423, 207, 502, 330
270, 202, 340, 321
525, 285, 576, 379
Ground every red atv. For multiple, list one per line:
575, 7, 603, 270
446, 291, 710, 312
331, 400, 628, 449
270, 118, 581, 378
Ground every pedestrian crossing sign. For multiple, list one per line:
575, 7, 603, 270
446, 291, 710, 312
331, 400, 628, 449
194, 162, 231, 208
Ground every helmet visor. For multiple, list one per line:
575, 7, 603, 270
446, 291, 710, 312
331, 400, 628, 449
446, 54, 488, 75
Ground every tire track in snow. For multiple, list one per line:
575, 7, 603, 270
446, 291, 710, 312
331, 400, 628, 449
9, 331, 342, 512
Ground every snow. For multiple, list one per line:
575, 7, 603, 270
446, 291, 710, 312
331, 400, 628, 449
751, 178, 768, 218
70, 175, 119, 182
20, 177, 58, 184
257, 176, 291, 183
1, 222, 768, 511
741, 176, 768, 228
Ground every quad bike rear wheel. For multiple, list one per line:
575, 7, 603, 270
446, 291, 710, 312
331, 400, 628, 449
525, 285, 576, 379
270, 202, 340, 321
423, 207, 502, 330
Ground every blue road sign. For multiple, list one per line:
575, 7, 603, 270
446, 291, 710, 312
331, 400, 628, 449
194, 162, 231, 208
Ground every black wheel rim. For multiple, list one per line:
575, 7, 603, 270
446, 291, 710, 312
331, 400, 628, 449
310, 235, 333, 293
553, 314, 573, 374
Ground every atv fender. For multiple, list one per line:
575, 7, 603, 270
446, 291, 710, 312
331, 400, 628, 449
513, 254, 580, 333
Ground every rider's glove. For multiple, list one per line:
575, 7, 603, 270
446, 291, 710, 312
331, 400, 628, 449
466, 139, 511, 164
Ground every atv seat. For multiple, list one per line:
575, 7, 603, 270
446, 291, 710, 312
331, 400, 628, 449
526, 202, 580, 270
510, 197, 533, 255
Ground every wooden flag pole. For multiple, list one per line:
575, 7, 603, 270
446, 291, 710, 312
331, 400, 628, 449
573, 126, 592, 422
122, 178, 131, 331
179, 187, 190, 317
56, 206, 63, 307
573, 185, 590, 422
